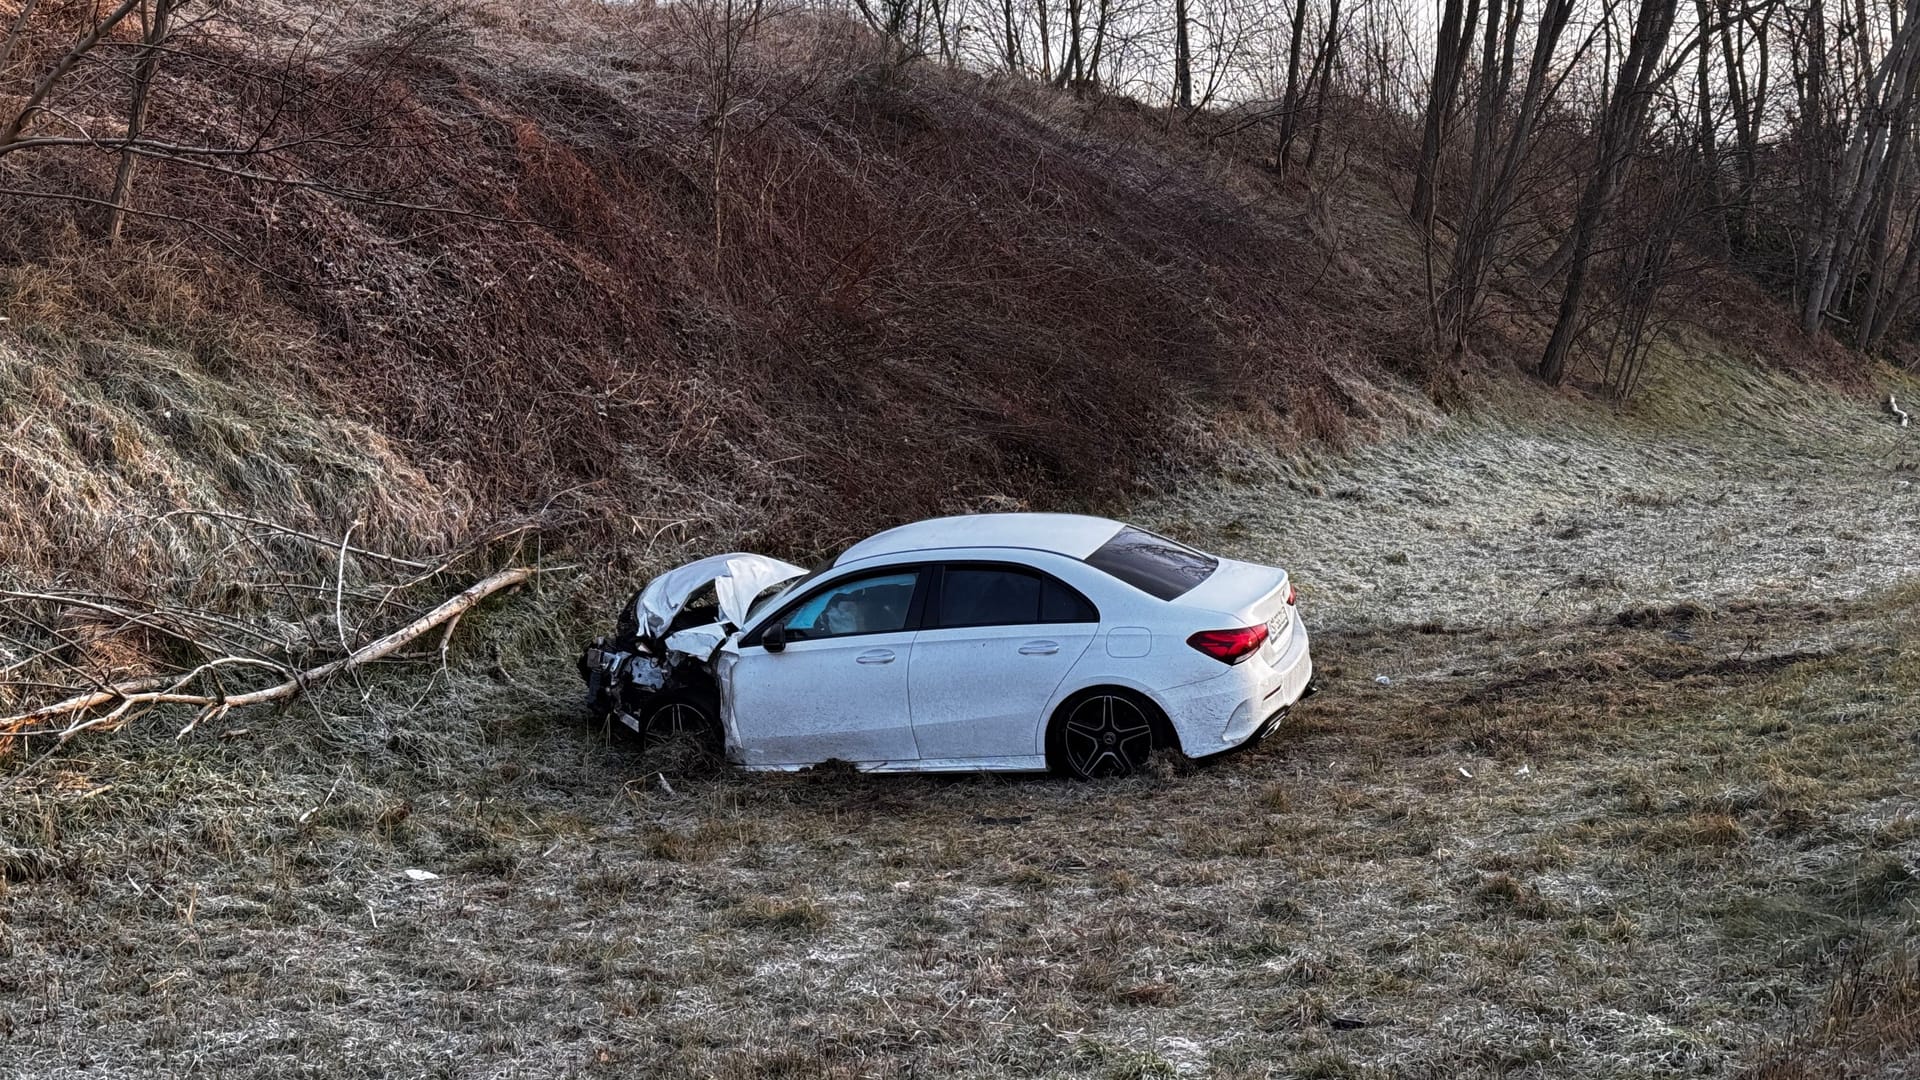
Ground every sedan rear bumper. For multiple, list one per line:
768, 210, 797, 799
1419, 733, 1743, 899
1157, 613, 1314, 756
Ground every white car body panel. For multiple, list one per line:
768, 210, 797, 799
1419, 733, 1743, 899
721, 629, 920, 765
733, 753, 1052, 773
663, 622, 729, 660
837, 513, 1120, 565
669, 514, 1313, 773
908, 622, 1097, 759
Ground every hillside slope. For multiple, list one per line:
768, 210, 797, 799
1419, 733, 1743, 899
0, 2, 1439, 593
2, 2, 1874, 594
5, 5, 1920, 1078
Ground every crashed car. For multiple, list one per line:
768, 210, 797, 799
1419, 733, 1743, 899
579, 513, 1315, 779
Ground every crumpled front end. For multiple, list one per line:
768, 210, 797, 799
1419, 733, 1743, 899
580, 552, 805, 745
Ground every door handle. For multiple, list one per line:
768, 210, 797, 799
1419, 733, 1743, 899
1019, 641, 1060, 656
855, 649, 896, 664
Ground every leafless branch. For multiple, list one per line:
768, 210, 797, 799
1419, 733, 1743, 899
2, 567, 540, 744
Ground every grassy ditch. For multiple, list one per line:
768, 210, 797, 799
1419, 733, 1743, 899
2, 571, 1915, 1078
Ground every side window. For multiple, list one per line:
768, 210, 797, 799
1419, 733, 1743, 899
937, 566, 1098, 628
1040, 576, 1099, 623
779, 571, 918, 640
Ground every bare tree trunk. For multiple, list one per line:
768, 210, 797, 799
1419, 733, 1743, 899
1000, 0, 1021, 72
1443, 0, 1570, 353
1692, 0, 1726, 252
1857, 120, 1912, 344
1868, 200, 1920, 346
1053, 0, 1083, 88
1802, 0, 1920, 335
105, 0, 176, 244
1410, 0, 1481, 221
1714, 0, 1764, 247
1087, 0, 1110, 84
0, 0, 44, 79
1443, 0, 1520, 355
1539, 0, 1681, 384
1795, 0, 1832, 303
931, 0, 953, 63
1035, 0, 1053, 81
1304, 0, 1344, 169
0, 0, 145, 153
1276, 0, 1314, 167
1173, 0, 1192, 108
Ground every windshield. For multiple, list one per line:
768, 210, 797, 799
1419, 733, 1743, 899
1083, 526, 1219, 600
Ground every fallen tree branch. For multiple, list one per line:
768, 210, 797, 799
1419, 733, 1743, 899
335, 521, 358, 655
1, 567, 538, 743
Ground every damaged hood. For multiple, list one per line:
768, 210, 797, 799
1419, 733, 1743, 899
634, 552, 807, 640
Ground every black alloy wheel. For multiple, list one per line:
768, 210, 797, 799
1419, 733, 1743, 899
1054, 693, 1156, 779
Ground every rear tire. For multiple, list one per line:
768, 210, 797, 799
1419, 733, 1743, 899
1046, 689, 1162, 780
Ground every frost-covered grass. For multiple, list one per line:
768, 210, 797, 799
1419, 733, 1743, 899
5, 368, 1920, 1078
1145, 341, 1920, 632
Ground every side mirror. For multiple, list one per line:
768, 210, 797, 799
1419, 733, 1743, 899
763, 622, 788, 653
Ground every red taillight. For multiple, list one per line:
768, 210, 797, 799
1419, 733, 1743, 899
1187, 624, 1268, 664
1286, 582, 1297, 605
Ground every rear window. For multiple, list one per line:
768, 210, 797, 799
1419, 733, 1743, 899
1083, 526, 1219, 600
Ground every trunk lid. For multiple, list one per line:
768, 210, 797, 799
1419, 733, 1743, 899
1174, 557, 1292, 625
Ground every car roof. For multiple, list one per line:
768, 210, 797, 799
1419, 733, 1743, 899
835, 513, 1127, 566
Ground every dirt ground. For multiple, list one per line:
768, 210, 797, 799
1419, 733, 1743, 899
4, 359, 1920, 1078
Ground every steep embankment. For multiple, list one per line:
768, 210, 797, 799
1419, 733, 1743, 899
5, 6, 1920, 1077
2, 2, 1868, 603
1, 2, 1424, 600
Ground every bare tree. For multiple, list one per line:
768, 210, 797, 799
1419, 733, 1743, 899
1302, 0, 1343, 168
0, 0, 148, 154
1867, 191, 1920, 346
1802, 0, 1920, 335
0, 0, 45, 80
1441, 0, 1575, 354
105, 0, 178, 244
1539, 0, 1683, 383
1173, 0, 1192, 106
1854, 112, 1912, 345
1410, 0, 1481, 225
1275, 0, 1314, 166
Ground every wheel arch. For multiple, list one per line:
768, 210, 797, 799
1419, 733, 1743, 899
1044, 683, 1179, 772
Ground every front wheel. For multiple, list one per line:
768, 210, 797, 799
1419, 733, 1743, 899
1047, 691, 1159, 779
642, 689, 723, 752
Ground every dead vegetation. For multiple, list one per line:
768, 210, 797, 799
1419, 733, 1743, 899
4, 398, 1918, 1078
0, 0, 1417, 602
1, 3, 1918, 1077
0, 563, 538, 748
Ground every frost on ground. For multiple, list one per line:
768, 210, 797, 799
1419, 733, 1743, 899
4, 363, 1920, 1079
1147, 373, 1920, 633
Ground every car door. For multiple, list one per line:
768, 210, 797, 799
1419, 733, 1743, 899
908, 563, 1099, 762
725, 567, 925, 766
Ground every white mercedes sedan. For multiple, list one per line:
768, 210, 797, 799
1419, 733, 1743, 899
578, 513, 1314, 779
